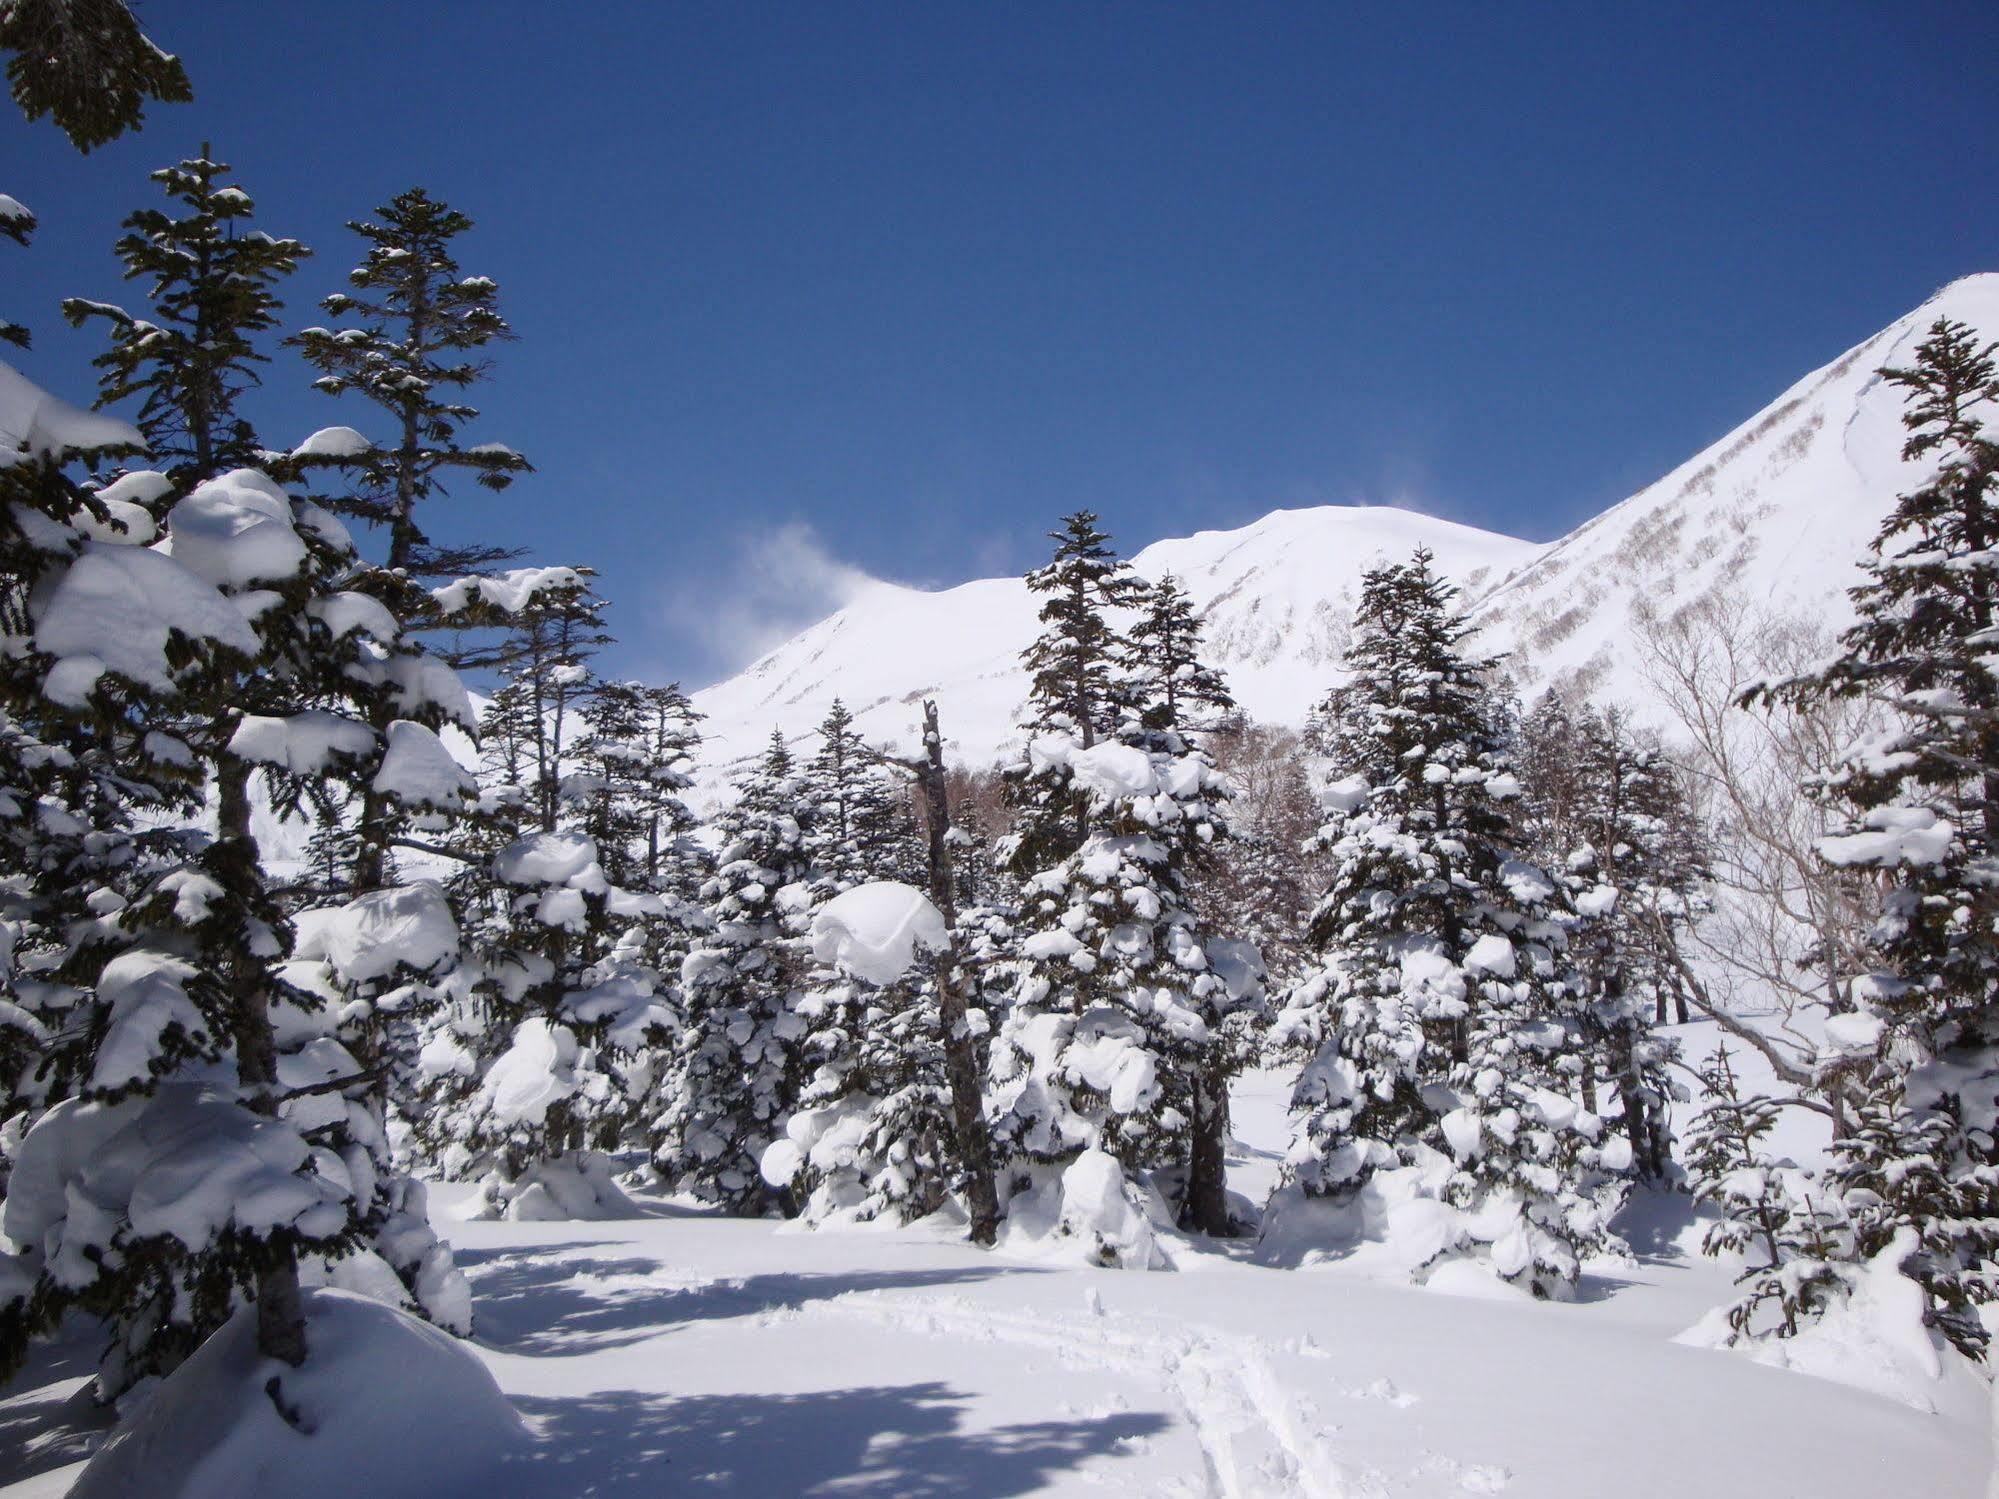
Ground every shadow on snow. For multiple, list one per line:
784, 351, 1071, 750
464, 1255, 1044, 1356
496, 1382, 1169, 1498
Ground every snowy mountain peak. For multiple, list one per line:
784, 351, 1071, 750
1471, 272, 1999, 705
693, 503, 1541, 769
693, 275, 1999, 772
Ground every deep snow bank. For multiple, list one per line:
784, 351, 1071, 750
69, 1289, 528, 1499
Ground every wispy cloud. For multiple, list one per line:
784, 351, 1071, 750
656, 521, 882, 685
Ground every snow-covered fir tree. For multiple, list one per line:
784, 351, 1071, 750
799, 698, 922, 892
1749, 318, 1999, 1358
409, 585, 669, 1220
656, 731, 811, 1213
1124, 573, 1236, 733
62, 148, 306, 490
986, 515, 1257, 1259
1687, 1045, 1849, 1340
1005, 510, 1150, 874
1271, 551, 1618, 1298
288, 187, 531, 582
1516, 694, 1705, 1182
4, 456, 473, 1398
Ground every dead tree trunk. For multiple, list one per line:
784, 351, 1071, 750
908, 702, 1002, 1246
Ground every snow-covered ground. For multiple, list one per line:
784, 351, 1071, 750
3, 1028, 1986, 1498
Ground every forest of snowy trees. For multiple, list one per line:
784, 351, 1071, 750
3, 5, 1999, 1487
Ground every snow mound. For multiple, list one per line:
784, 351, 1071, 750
298, 881, 459, 985
809, 881, 947, 985
0, 358, 143, 462
34, 542, 257, 706
68, 1289, 528, 1499
999, 1150, 1172, 1271
1675, 1227, 1963, 1412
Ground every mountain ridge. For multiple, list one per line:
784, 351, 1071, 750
692, 273, 1999, 771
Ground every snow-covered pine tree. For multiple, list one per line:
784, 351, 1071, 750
288, 187, 530, 581
769, 702, 1007, 1238
1125, 573, 1235, 733
1747, 319, 1999, 1358
1005, 511, 1149, 873
800, 698, 922, 892
1122, 575, 1263, 1237
0, 0, 190, 153
772, 701, 925, 1217
990, 514, 1260, 1260
1271, 550, 1616, 1297
1516, 694, 1705, 1182
656, 730, 812, 1213
407, 579, 668, 1220
5, 459, 474, 1399
1687, 1045, 1849, 1340
413, 817, 669, 1221
62, 148, 307, 491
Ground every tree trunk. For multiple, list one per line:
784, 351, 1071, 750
219, 757, 309, 1367
915, 702, 1001, 1246
1182, 1065, 1233, 1236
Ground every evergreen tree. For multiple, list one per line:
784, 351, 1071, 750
1271, 552, 1616, 1297
412, 821, 670, 1220
1125, 574, 1235, 733
1516, 695, 1705, 1181
63, 148, 308, 489
5, 461, 471, 1397
769, 701, 1006, 1242
989, 721, 1242, 1261
289, 188, 531, 581
799, 699, 922, 892
1006, 512, 1148, 872
656, 732, 812, 1213
1750, 319, 1999, 1357
0, 0, 191, 152
1687, 1045, 1850, 1340
1125, 581, 1262, 1236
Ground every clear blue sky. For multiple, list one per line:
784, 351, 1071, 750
6, 2, 1996, 686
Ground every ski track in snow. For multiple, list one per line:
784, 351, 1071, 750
808, 1290, 1348, 1499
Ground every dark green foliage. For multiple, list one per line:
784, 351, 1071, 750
1126, 573, 1235, 733
0, 0, 191, 152
63, 150, 307, 488
290, 188, 531, 579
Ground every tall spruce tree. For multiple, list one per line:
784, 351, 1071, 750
1271, 552, 1616, 1297
1516, 695, 1705, 1182
1748, 319, 1999, 1358
992, 513, 1267, 1259
63, 149, 307, 490
289, 188, 531, 580
657, 731, 813, 1212
1125, 574, 1235, 733
1006, 511, 1150, 873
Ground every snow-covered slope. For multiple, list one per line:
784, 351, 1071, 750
692, 507, 1539, 769
692, 273, 1999, 770
1471, 271, 1999, 704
